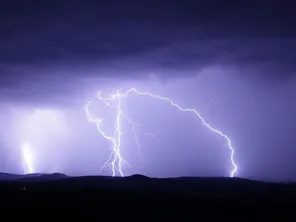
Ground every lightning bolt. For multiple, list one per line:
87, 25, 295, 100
85, 88, 238, 177
22, 143, 34, 174
20, 109, 40, 174
122, 112, 155, 160
85, 91, 130, 177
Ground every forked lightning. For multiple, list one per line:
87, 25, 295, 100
85, 88, 238, 177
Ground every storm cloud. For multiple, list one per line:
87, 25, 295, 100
0, 1, 295, 103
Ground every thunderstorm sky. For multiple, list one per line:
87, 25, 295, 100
0, 1, 295, 181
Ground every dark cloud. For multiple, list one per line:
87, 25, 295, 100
1, 1, 295, 84
0, 1, 295, 106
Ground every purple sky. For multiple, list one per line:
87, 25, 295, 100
0, 1, 295, 181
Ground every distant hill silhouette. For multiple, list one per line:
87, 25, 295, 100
0, 172, 294, 197
0, 172, 68, 181
0, 172, 295, 219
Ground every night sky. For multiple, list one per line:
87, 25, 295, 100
0, 1, 295, 181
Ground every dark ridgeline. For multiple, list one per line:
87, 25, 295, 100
0, 173, 295, 219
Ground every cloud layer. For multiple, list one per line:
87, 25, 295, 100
0, 1, 295, 105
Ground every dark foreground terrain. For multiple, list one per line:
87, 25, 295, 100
0, 173, 295, 220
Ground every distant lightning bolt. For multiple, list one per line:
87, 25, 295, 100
21, 109, 40, 174
22, 143, 34, 174
86, 88, 238, 178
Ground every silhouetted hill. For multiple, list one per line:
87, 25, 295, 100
0, 173, 295, 220
0, 173, 294, 195
0, 172, 68, 181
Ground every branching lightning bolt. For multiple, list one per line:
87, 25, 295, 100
122, 112, 155, 160
85, 91, 130, 177
85, 88, 238, 177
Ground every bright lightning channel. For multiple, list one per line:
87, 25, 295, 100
85, 88, 238, 178
22, 143, 34, 174
21, 109, 40, 174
